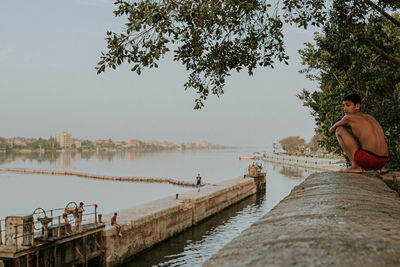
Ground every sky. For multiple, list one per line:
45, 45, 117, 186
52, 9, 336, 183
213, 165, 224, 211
0, 0, 319, 147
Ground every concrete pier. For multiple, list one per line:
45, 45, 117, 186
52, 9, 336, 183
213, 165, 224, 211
204, 172, 400, 266
262, 154, 343, 171
101, 176, 262, 267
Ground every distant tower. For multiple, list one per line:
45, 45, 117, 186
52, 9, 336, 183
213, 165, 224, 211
54, 131, 72, 148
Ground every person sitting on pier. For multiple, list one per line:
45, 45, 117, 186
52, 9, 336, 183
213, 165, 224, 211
329, 93, 389, 173
62, 207, 73, 235
111, 212, 122, 237
196, 173, 202, 192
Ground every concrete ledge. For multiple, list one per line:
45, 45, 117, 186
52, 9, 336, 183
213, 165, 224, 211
102, 176, 257, 266
204, 172, 400, 267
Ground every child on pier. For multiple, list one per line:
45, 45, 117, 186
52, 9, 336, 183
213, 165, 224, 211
196, 173, 202, 192
73, 202, 84, 232
111, 213, 122, 237
329, 93, 389, 173
62, 207, 73, 235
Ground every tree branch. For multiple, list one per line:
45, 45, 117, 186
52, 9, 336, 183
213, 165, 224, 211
365, 0, 400, 28
388, 0, 400, 9
367, 39, 400, 68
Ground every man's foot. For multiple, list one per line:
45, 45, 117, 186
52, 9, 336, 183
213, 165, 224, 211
340, 166, 363, 173
379, 167, 389, 174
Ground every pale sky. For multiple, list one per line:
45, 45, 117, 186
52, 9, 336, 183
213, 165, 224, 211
0, 0, 318, 147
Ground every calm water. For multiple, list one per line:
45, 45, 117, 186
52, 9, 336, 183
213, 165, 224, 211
0, 148, 315, 266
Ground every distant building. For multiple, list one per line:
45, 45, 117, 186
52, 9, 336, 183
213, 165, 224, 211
128, 138, 141, 147
72, 139, 82, 148
199, 141, 210, 148
54, 131, 72, 148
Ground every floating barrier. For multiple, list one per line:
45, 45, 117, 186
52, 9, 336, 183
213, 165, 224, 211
0, 168, 199, 188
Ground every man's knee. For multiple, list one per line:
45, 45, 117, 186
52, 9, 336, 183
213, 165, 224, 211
335, 126, 345, 136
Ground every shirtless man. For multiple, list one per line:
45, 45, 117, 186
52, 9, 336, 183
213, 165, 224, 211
329, 93, 389, 173
111, 212, 122, 237
196, 173, 202, 192
62, 207, 73, 235
73, 202, 84, 232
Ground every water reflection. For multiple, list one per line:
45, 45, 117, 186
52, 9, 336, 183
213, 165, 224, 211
0, 150, 210, 169
272, 164, 315, 179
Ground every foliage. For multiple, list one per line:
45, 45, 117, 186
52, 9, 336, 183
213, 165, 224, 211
97, 0, 399, 108
298, 3, 400, 168
279, 136, 305, 154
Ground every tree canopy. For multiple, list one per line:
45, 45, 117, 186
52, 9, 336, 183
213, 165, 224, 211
97, 0, 399, 108
279, 136, 305, 154
298, 1, 400, 168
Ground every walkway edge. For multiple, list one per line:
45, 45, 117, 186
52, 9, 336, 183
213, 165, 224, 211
204, 172, 400, 267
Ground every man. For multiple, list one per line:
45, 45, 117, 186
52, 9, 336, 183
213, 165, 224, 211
73, 202, 84, 232
196, 173, 202, 192
329, 93, 389, 173
111, 212, 122, 237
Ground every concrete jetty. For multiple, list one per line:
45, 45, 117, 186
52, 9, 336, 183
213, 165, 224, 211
101, 174, 265, 267
204, 172, 400, 266
262, 154, 344, 171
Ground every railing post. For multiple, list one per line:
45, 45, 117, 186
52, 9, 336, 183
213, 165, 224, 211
57, 216, 61, 238
14, 225, 18, 251
31, 222, 35, 247
50, 210, 53, 226
0, 220, 2, 245
94, 205, 98, 224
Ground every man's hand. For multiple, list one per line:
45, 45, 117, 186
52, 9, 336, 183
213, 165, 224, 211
329, 116, 349, 134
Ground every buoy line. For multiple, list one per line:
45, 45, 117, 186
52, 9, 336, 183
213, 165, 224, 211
0, 168, 199, 187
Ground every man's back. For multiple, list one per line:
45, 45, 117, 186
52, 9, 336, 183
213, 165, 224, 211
347, 112, 388, 157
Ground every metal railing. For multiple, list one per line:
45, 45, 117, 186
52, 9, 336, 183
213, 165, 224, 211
0, 203, 100, 251
0, 218, 5, 245
262, 154, 345, 168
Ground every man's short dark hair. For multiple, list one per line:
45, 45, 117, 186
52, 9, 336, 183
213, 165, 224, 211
80, 202, 84, 206
343, 93, 361, 105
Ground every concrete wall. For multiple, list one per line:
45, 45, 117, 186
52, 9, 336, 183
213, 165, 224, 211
204, 172, 400, 266
102, 177, 257, 267
262, 153, 343, 171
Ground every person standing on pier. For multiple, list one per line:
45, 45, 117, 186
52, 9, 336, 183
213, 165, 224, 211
73, 202, 84, 232
196, 173, 202, 192
329, 93, 389, 173
111, 212, 122, 237
62, 207, 73, 235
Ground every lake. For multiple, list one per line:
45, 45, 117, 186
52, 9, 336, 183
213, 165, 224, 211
0, 148, 315, 266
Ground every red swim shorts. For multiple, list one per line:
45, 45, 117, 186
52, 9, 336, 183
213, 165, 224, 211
354, 149, 389, 170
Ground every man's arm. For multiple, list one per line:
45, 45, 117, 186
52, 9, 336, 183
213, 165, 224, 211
329, 115, 350, 133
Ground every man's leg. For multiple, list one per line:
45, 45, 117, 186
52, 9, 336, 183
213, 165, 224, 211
335, 126, 362, 173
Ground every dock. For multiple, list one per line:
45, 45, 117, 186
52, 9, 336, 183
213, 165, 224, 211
0, 169, 266, 267
0, 204, 105, 267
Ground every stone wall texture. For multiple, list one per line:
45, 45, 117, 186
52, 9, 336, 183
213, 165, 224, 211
102, 177, 256, 267
204, 172, 400, 267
